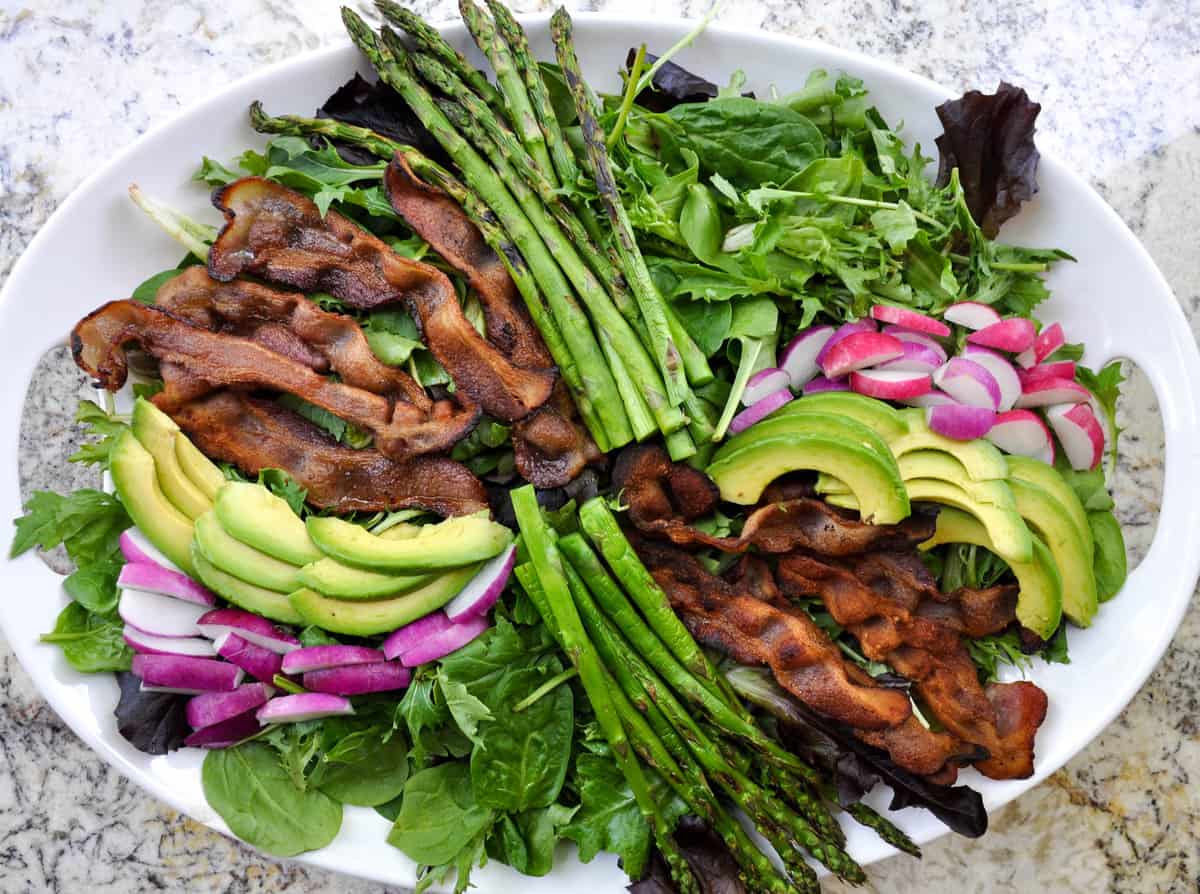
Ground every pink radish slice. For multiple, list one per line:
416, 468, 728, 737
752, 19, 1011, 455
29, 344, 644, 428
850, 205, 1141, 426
303, 661, 412, 696
850, 369, 932, 400
257, 693, 354, 725
382, 611, 454, 661
280, 645, 385, 675
820, 332, 904, 378
1014, 377, 1090, 408
214, 632, 284, 683
814, 319, 876, 368
1014, 347, 1037, 369
123, 626, 216, 658
196, 608, 300, 654
966, 318, 1037, 352
926, 405, 997, 440
444, 545, 516, 623
985, 410, 1056, 464
881, 326, 948, 359
870, 305, 951, 337
117, 563, 216, 607
186, 683, 274, 729
1018, 360, 1076, 385
961, 345, 1021, 411
132, 654, 243, 694
933, 358, 1001, 410
780, 325, 834, 388
400, 616, 491, 667
900, 390, 958, 408
184, 708, 263, 749
1033, 322, 1065, 363
728, 389, 793, 435
742, 368, 792, 406
1086, 391, 1115, 457
1046, 403, 1105, 470
943, 301, 1001, 330
119, 588, 207, 638
874, 341, 944, 373
802, 375, 850, 395
119, 528, 182, 573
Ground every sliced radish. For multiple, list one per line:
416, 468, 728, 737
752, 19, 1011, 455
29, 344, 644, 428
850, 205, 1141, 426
123, 626, 216, 658
728, 389, 793, 435
966, 318, 1037, 352
117, 563, 216, 607
881, 326, 949, 359
196, 608, 300, 655
214, 632, 284, 683
1085, 390, 1115, 459
1033, 322, 1065, 363
1014, 377, 1090, 408
1014, 347, 1037, 369
1046, 402, 1105, 471
303, 662, 412, 696
870, 305, 951, 337
850, 369, 932, 400
801, 375, 850, 395
132, 654, 243, 694
119, 588, 207, 638
257, 693, 354, 725
820, 332, 904, 378
780, 325, 834, 388
814, 319, 876, 368
933, 357, 1001, 410
119, 528, 182, 573
961, 345, 1021, 411
943, 301, 1001, 330
900, 390, 959, 408
926, 405, 996, 440
382, 611, 454, 661
280, 645, 385, 675
874, 341, 944, 373
400, 616, 491, 667
186, 682, 274, 729
985, 409, 1055, 464
184, 708, 263, 749
444, 544, 516, 623
742, 368, 792, 406
1018, 360, 1076, 385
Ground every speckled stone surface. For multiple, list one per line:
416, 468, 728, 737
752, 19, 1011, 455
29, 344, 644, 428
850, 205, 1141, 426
2, 0, 1197, 891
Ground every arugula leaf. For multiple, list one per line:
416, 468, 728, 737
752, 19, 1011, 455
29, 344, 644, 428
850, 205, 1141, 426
193, 156, 241, 186
41, 603, 132, 673
68, 400, 130, 470
965, 628, 1032, 683
439, 676, 493, 748
257, 469, 309, 517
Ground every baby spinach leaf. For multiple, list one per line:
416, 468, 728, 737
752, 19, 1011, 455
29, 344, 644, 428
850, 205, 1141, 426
1088, 510, 1127, 601
670, 298, 732, 356
489, 803, 579, 877
317, 730, 409, 807
41, 603, 132, 673
388, 762, 495, 867
62, 557, 123, 615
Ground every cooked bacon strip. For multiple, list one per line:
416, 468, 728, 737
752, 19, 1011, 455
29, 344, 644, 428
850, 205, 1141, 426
167, 391, 487, 516
71, 299, 478, 458
512, 381, 602, 488
208, 177, 553, 420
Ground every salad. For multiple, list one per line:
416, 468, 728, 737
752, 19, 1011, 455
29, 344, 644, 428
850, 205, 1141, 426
12, 2, 1129, 892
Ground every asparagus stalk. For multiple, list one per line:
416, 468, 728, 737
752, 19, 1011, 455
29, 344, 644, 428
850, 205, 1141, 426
600, 334, 658, 442
847, 802, 921, 857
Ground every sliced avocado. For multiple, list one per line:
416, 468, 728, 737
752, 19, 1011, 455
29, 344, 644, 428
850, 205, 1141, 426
921, 506, 1063, 639
1005, 455, 1093, 556
193, 511, 302, 593
1007, 478, 1098, 626
109, 429, 196, 575
130, 398, 212, 520
720, 409, 897, 468
888, 417, 1009, 481
817, 450, 1016, 509
215, 481, 323, 566
1088, 510, 1127, 601
289, 565, 479, 635
298, 526, 435, 599
787, 392, 909, 440
189, 543, 304, 624
174, 431, 226, 501
306, 512, 512, 573
706, 433, 910, 524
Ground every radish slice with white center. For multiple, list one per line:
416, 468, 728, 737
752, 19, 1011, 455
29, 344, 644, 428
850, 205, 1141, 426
280, 644, 385, 675
184, 707, 262, 749
119, 588, 207, 638
1086, 391, 1115, 460
814, 319, 876, 368
802, 375, 850, 395
400, 616, 490, 667
1014, 347, 1037, 369
966, 318, 1037, 352
779, 325, 834, 388
132, 654, 243, 694
742, 368, 792, 406
820, 332, 904, 378
117, 563, 216, 607
850, 369, 932, 400
874, 341, 944, 373
881, 326, 948, 360
1018, 360, 1076, 385
1046, 402, 1105, 470
961, 345, 1021, 411
728, 389, 792, 435
1033, 322, 1065, 362
1014, 377, 1090, 408
186, 683, 274, 729
214, 632, 284, 683
926, 405, 997, 440
943, 301, 1001, 330
382, 611, 454, 661
933, 358, 1001, 410
986, 409, 1056, 464
123, 626, 216, 658
196, 608, 300, 654
444, 545, 516, 623
303, 661, 413, 696
900, 390, 958, 408
869, 305, 951, 337
257, 693, 354, 725
119, 528, 182, 573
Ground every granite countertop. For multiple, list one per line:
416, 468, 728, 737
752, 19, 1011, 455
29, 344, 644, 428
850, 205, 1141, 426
2, 0, 1198, 891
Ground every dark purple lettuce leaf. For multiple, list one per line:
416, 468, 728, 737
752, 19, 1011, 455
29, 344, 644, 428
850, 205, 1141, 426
627, 817, 746, 894
317, 73, 449, 168
628, 50, 719, 112
114, 671, 190, 755
934, 82, 1041, 238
